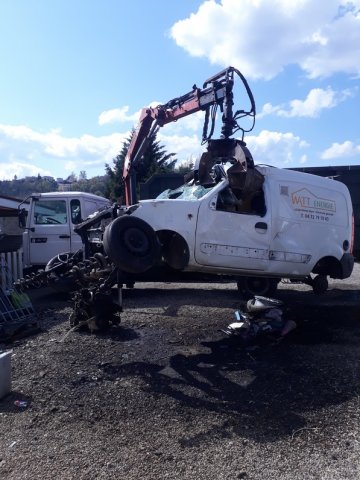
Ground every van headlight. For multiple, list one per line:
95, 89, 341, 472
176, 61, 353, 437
126, 204, 140, 215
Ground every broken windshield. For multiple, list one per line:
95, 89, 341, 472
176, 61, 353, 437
157, 182, 214, 201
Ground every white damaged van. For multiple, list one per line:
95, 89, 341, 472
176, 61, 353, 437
103, 141, 354, 296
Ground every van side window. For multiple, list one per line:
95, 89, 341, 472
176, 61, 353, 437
216, 187, 267, 217
34, 199, 67, 224
84, 200, 98, 219
216, 188, 239, 212
70, 199, 82, 224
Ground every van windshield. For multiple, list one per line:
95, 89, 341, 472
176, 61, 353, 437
157, 182, 214, 201
34, 199, 67, 225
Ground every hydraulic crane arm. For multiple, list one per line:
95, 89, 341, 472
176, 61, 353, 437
122, 66, 256, 206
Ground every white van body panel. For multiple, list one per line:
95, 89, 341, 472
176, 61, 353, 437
194, 185, 271, 272
265, 167, 351, 276
132, 199, 200, 264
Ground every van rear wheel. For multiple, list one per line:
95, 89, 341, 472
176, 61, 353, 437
237, 276, 279, 298
312, 274, 328, 295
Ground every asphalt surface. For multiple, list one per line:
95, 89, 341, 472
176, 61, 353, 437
0, 265, 359, 479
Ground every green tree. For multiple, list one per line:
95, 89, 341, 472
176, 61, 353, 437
71, 175, 110, 198
67, 172, 77, 183
175, 157, 195, 176
0, 176, 58, 198
105, 130, 176, 203
105, 133, 132, 202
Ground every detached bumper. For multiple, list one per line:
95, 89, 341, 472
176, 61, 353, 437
336, 253, 354, 279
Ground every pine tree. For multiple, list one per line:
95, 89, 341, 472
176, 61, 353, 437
105, 129, 177, 203
136, 137, 176, 180
105, 134, 132, 202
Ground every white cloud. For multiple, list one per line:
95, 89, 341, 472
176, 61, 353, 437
98, 106, 139, 125
158, 132, 203, 161
258, 87, 355, 118
161, 111, 204, 134
0, 123, 128, 179
0, 123, 322, 181
0, 118, 208, 181
321, 140, 360, 159
170, 0, 360, 79
258, 103, 282, 118
160, 129, 311, 168
245, 130, 309, 166
0, 161, 52, 180
99, 104, 204, 135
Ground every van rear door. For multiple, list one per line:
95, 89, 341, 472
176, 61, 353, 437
28, 197, 71, 266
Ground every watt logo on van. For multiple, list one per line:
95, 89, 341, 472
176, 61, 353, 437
291, 188, 336, 213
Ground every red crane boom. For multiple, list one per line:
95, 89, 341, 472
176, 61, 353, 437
122, 66, 256, 206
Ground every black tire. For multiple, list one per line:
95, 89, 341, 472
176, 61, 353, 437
103, 216, 160, 274
312, 274, 328, 295
237, 276, 279, 298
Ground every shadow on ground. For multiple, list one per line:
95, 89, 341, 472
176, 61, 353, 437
99, 302, 360, 444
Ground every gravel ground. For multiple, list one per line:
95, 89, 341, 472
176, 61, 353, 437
0, 265, 359, 480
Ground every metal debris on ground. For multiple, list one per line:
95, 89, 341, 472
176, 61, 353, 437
0, 258, 40, 342
221, 295, 296, 342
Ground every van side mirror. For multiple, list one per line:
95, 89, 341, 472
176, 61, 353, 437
18, 208, 28, 228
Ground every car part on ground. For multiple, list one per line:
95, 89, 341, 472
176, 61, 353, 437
220, 295, 296, 344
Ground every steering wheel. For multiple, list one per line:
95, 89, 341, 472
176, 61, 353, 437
45, 217, 62, 224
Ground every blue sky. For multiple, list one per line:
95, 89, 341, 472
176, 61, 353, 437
0, 0, 359, 180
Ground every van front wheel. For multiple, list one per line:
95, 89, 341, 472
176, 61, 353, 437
237, 276, 279, 298
103, 216, 160, 274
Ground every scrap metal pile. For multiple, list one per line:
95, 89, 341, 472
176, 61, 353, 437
13, 206, 125, 332
221, 295, 297, 343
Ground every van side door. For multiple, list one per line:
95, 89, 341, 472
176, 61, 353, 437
28, 197, 71, 266
195, 184, 271, 272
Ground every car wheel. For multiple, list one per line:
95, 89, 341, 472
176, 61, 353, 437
237, 276, 279, 298
103, 216, 160, 274
312, 274, 328, 295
